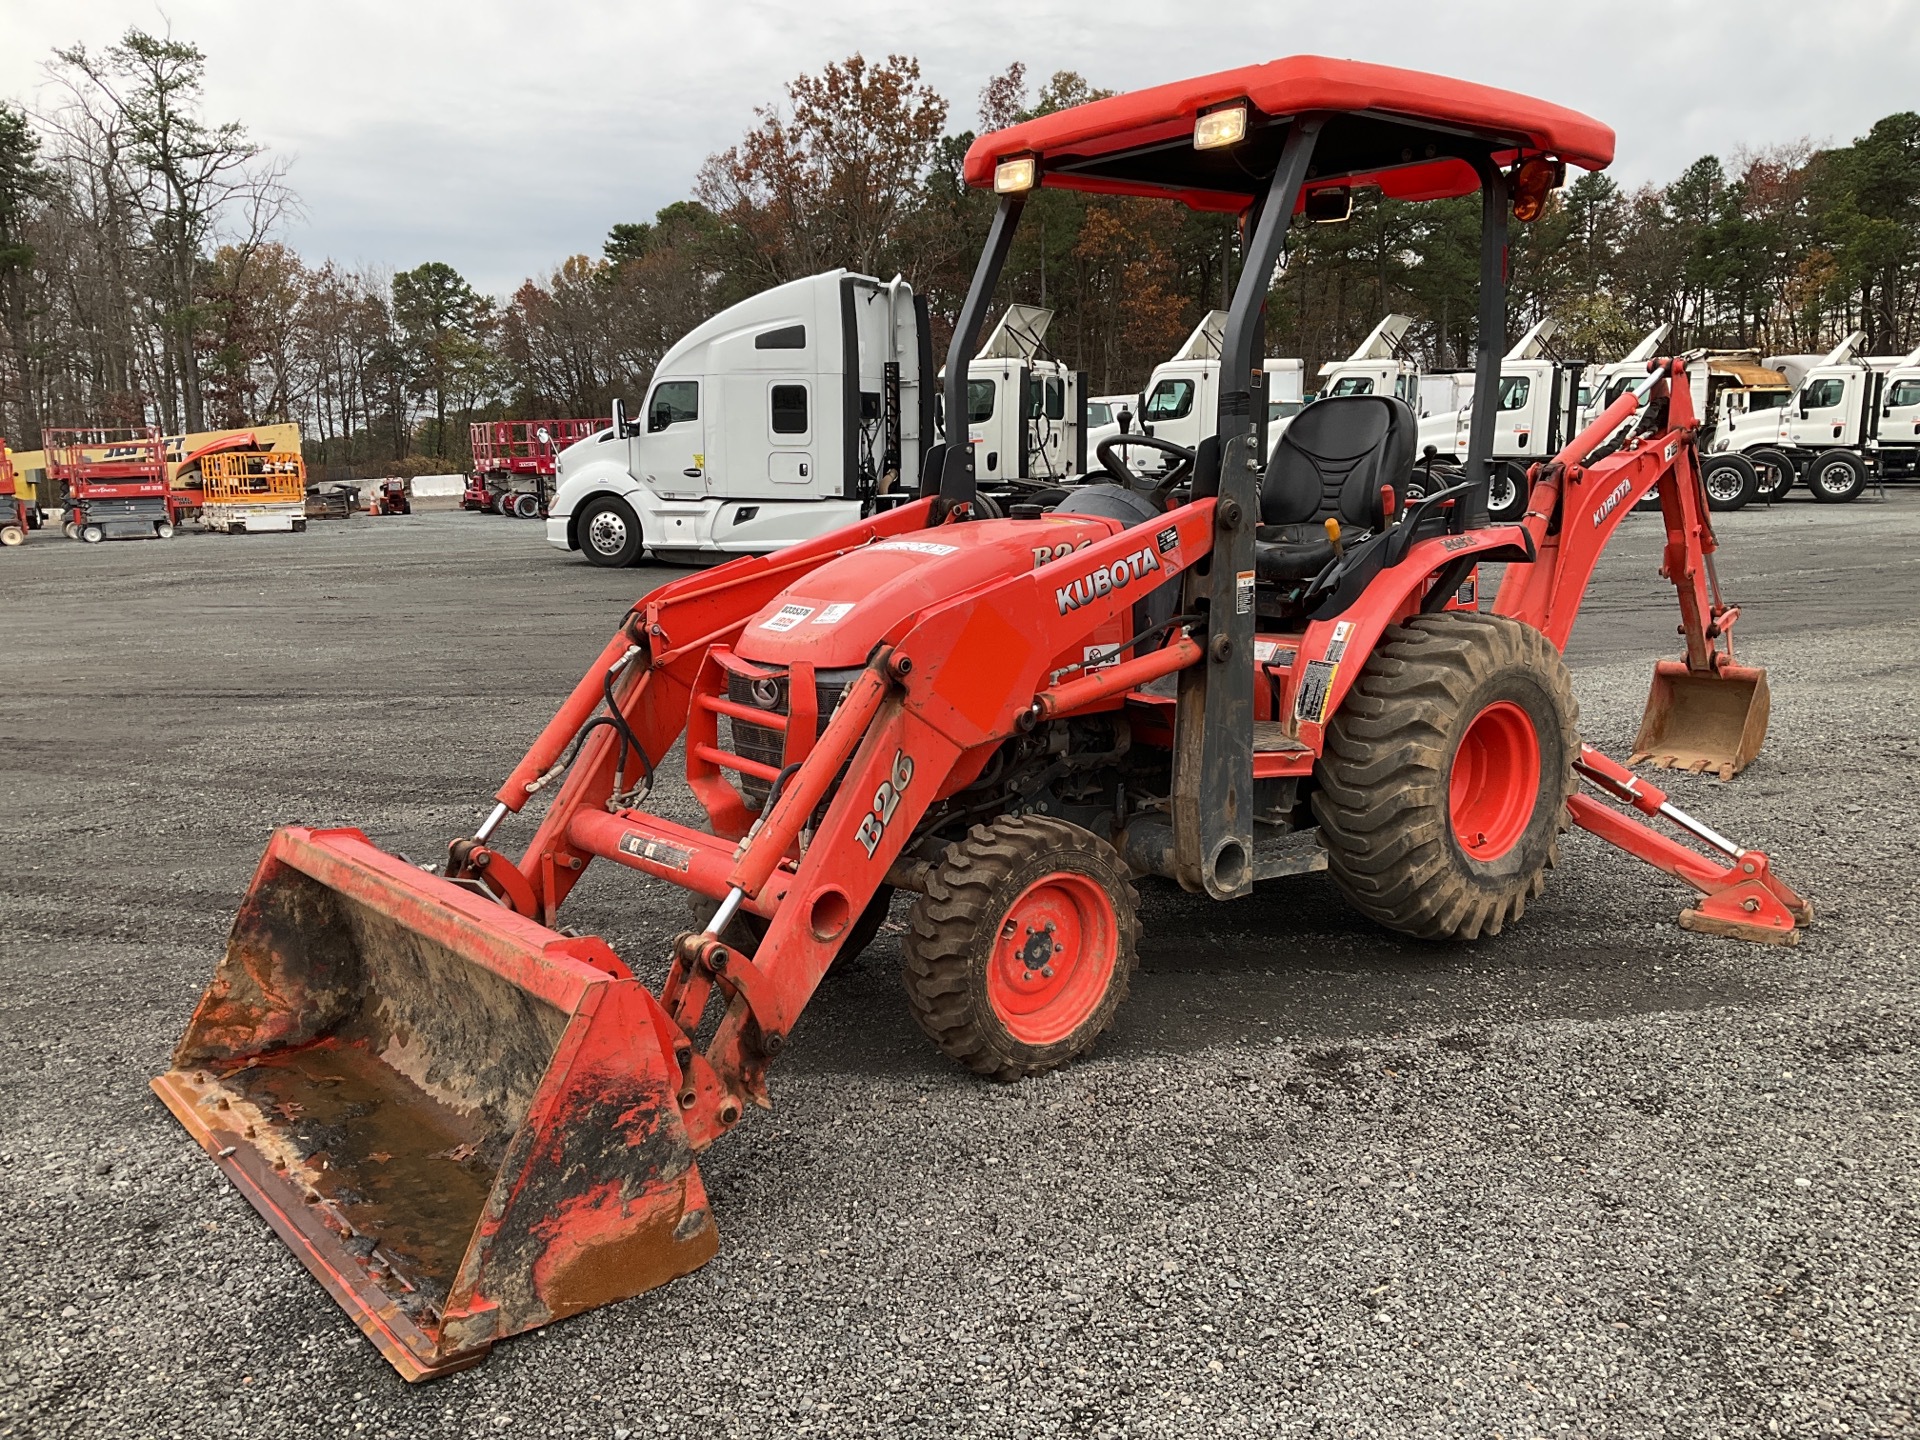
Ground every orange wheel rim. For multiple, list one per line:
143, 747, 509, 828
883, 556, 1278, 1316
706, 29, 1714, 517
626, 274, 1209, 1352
1449, 700, 1540, 861
985, 871, 1118, 1045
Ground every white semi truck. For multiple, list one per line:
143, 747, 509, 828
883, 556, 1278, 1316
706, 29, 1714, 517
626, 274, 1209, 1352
1709, 333, 1920, 504
1096, 310, 1304, 471
546, 271, 1085, 566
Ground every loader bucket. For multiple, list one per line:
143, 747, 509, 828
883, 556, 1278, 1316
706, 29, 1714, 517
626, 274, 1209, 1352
151, 826, 717, 1381
1630, 660, 1771, 780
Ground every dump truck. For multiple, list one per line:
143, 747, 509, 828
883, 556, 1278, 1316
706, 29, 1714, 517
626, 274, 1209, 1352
156, 54, 1803, 1383
46, 426, 173, 542
199, 450, 310, 533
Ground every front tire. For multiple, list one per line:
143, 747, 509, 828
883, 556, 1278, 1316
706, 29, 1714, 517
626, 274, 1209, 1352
904, 816, 1138, 1080
0, 523, 23, 547
1312, 612, 1578, 941
81, 524, 104, 544
1808, 450, 1866, 503
1701, 454, 1759, 512
1750, 447, 1797, 503
577, 494, 644, 567
511, 492, 542, 519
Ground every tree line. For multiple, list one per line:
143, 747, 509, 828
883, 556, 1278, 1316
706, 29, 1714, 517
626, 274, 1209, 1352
2, 33, 1916, 476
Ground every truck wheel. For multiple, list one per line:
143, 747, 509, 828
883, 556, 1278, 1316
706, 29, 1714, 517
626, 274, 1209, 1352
1486, 462, 1528, 523
1312, 612, 1578, 941
577, 495, 643, 566
1808, 450, 1866, 503
1750, 448, 1797, 502
904, 816, 1139, 1080
1701, 454, 1759, 512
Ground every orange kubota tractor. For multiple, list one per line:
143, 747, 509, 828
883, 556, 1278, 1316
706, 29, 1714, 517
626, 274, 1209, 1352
155, 57, 1805, 1381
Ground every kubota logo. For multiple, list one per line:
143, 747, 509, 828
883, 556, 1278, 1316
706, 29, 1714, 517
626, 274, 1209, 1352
1591, 478, 1633, 528
1056, 546, 1160, 614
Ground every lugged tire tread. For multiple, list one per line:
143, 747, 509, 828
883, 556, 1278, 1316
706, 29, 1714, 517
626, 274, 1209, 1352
1311, 612, 1578, 941
902, 815, 1140, 1081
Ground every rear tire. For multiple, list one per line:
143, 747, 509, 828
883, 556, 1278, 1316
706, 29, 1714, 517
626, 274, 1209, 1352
1312, 612, 1578, 941
577, 494, 644, 567
1701, 454, 1759, 512
512, 492, 542, 519
81, 524, 104, 544
0, 523, 23, 547
904, 816, 1138, 1080
1807, 450, 1866, 503
155, 521, 175, 539
1750, 447, 1797, 502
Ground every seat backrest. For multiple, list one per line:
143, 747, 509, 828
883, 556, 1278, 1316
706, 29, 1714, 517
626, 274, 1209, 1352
1260, 395, 1416, 528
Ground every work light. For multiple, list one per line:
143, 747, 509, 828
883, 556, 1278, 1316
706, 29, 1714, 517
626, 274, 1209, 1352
1193, 104, 1248, 150
994, 156, 1037, 194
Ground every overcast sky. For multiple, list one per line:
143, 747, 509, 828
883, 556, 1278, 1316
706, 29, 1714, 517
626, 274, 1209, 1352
5, 0, 1917, 297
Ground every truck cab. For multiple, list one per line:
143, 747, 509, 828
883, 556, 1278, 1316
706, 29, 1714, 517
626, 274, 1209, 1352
1308, 313, 1421, 412
548, 270, 929, 565
1124, 310, 1303, 470
944, 305, 1086, 487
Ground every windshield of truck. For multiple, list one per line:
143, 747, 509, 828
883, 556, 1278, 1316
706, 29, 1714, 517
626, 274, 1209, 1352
1269, 399, 1302, 422
647, 380, 698, 432
1498, 376, 1531, 410
1750, 391, 1788, 411
1890, 380, 1920, 409
1802, 377, 1844, 411
1603, 376, 1634, 408
1143, 378, 1194, 421
1327, 376, 1374, 397
1087, 401, 1112, 427
967, 379, 996, 423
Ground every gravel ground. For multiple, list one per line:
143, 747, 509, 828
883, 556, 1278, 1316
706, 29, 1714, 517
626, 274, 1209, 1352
1, 490, 1916, 1438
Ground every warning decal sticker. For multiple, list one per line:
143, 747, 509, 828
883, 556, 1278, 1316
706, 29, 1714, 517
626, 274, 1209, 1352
1236, 569, 1256, 615
813, 602, 857, 625
872, 540, 960, 557
760, 603, 815, 632
1324, 620, 1353, 664
1294, 659, 1338, 723
618, 831, 693, 871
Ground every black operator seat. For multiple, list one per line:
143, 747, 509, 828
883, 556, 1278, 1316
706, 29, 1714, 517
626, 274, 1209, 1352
1254, 394, 1417, 581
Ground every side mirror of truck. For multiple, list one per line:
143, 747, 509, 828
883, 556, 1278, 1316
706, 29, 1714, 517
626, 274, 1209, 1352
611, 398, 628, 437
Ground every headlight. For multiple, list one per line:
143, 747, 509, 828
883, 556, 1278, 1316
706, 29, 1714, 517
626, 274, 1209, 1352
993, 156, 1036, 194
1194, 105, 1248, 151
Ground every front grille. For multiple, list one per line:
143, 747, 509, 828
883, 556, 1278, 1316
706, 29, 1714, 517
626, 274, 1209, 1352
723, 665, 864, 809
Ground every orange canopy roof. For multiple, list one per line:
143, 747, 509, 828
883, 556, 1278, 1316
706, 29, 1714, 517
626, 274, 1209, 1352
962, 56, 1614, 213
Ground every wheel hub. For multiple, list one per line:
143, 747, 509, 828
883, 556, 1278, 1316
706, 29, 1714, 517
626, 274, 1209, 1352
1448, 700, 1541, 862
587, 510, 627, 553
986, 874, 1118, 1045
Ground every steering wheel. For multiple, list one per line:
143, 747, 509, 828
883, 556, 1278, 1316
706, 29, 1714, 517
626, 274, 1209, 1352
1096, 433, 1196, 508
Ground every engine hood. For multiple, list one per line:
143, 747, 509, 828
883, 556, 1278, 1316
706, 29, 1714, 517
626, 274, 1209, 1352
735, 515, 1118, 669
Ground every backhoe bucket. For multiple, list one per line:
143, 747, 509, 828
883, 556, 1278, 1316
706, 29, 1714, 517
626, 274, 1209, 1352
1631, 660, 1771, 780
151, 826, 717, 1381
